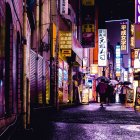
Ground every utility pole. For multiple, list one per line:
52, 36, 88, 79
102, 67, 105, 76
55, 0, 59, 111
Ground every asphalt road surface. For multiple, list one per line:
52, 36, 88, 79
6, 103, 140, 140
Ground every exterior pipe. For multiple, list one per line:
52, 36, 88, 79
23, 0, 27, 129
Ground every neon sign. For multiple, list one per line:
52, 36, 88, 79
120, 24, 127, 51
116, 45, 121, 77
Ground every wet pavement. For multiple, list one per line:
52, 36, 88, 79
2, 103, 140, 140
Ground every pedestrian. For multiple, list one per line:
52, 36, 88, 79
120, 85, 127, 104
78, 83, 83, 103
106, 83, 114, 105
96, 78, 107, 107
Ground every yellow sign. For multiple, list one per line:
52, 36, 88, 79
116, 72, 121, 77
62, 49, 71, 57
82, 24, 94, 32
52, 23, 56, 57
82, 0, 95, 6
59, 31, 72, 49
90, 64, 98, 74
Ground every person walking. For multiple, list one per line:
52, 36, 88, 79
96, 79, 108, 107
106, 83, 114, 105
120, 85, 127, 104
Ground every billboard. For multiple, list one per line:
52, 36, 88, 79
98, 29, 107, 67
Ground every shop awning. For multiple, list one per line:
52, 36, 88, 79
72, 36, 83, 60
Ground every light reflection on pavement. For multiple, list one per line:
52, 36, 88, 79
120, 125, 140, 132
51, 103, 140, 140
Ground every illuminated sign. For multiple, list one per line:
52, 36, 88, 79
52, 23, 56, 57
60, 0, 68, 15
135, 24, 140, 48
135, 0, 140, 23
82, 0, 95, 6
116, 45, 121, 77
98, 29, 107, 67
61, 49, 71, 57
120, 24, 127, 50
130, 24, 135, 48
90, 64, 98, 74
124, 71, 128, 81
131, 49, 134, 67
83, 57, 88, 67
134, 49, 140, 68
59, 31, 72, 49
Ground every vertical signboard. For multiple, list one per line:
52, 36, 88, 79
135, 24, 140, 48
135, 0, 140, 23
134, 49, 140, 68
60, 0, 68, 15
116, 45, 121, 77
124, 71, 128, 81
81, 0, 95, 48
120, 21, 129, 54
52, 23, 56, 57
98, 29, 107, 67
131, 49, 134, 67
130, 24, 135, 49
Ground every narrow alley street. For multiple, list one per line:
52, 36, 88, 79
5, 103, 140, 140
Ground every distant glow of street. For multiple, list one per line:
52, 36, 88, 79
120, 125, 140, 132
